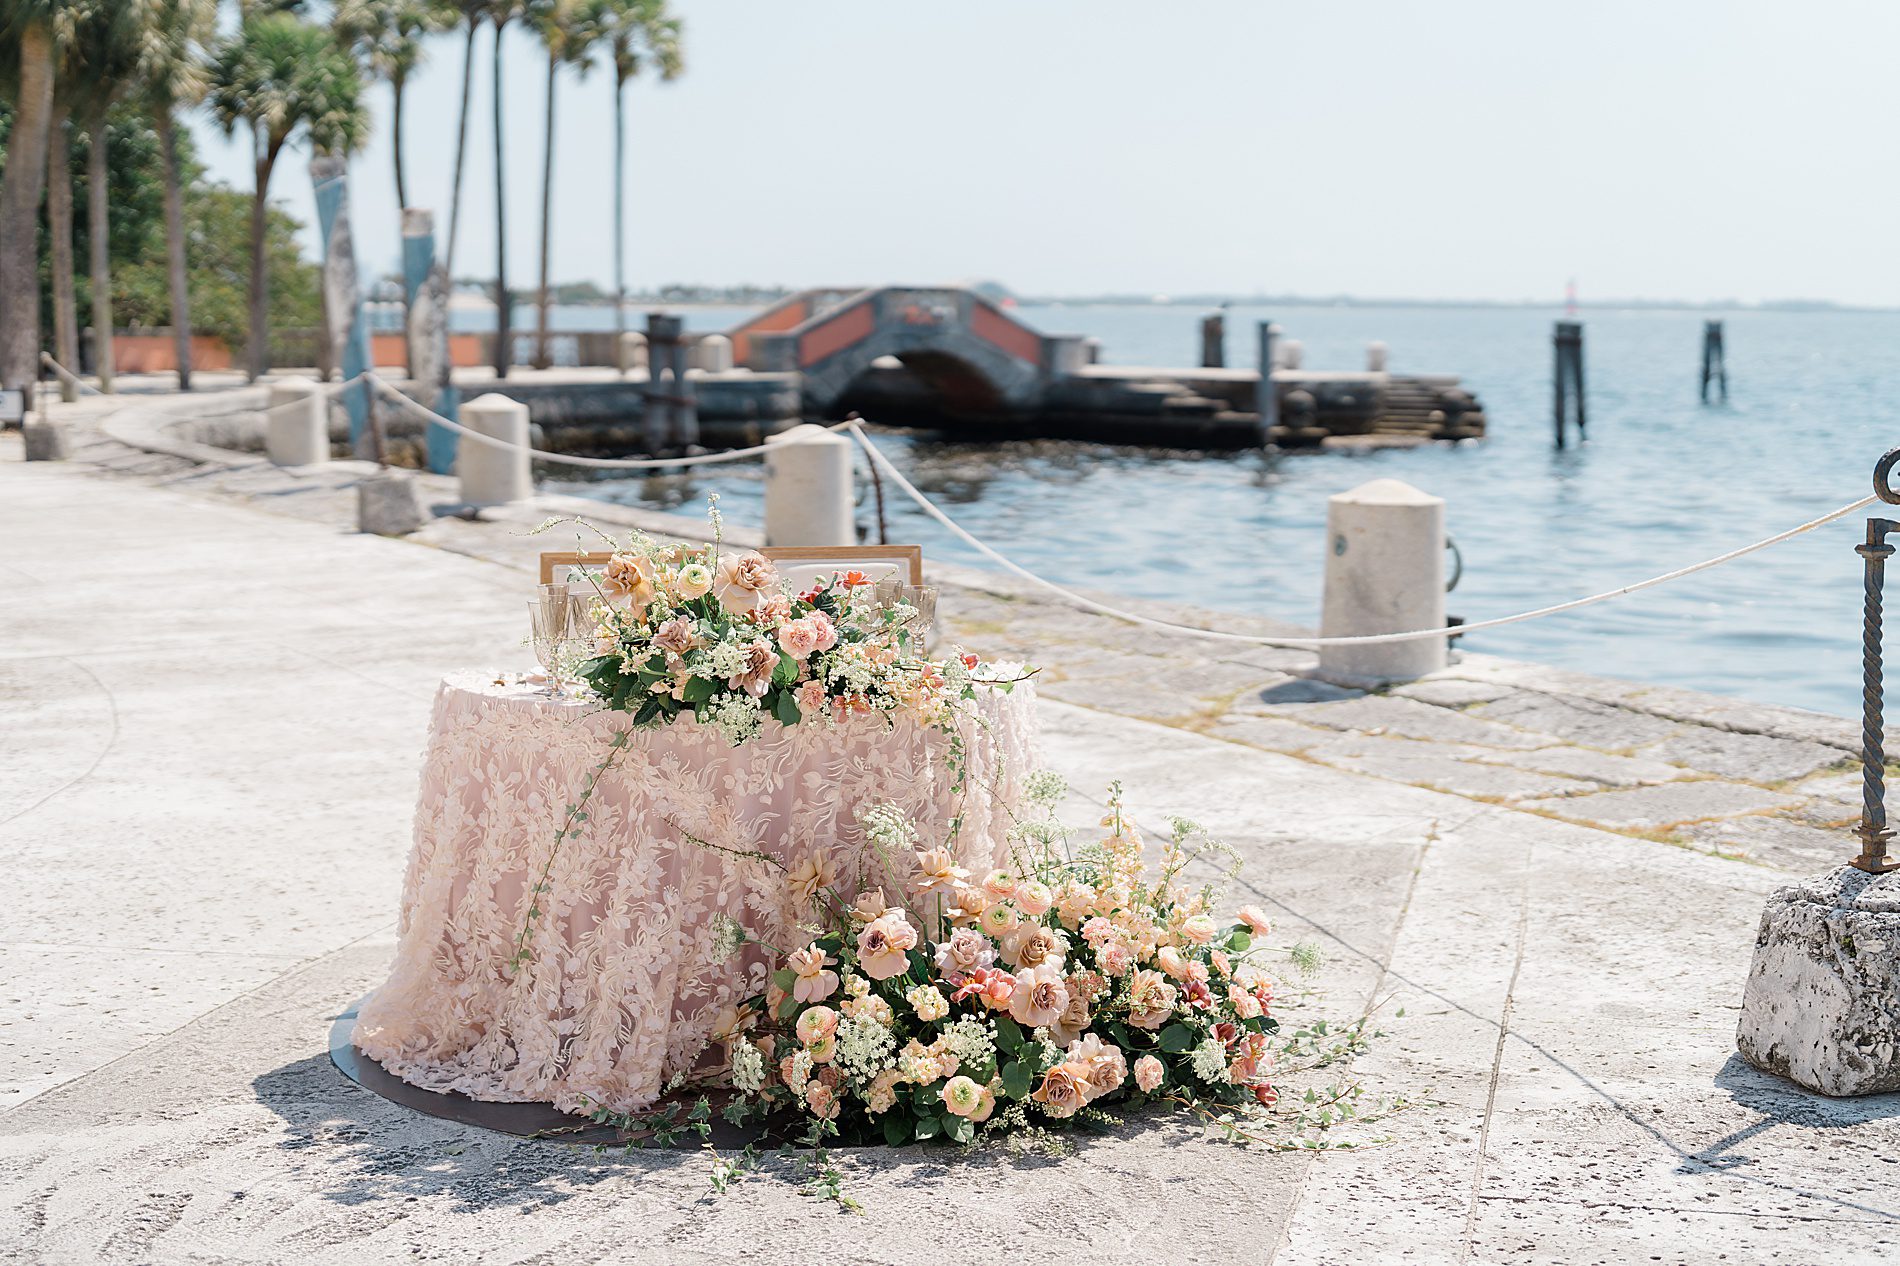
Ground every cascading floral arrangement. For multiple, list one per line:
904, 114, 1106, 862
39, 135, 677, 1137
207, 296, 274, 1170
712, 779, 1285, 1147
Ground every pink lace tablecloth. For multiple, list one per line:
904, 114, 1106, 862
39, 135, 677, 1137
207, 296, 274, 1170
352, 672, 1038, 1115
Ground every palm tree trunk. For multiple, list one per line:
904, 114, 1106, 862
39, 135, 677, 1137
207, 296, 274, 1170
87, 114, 116, 393
0, 20, 56, 394
444, 19, 478, 278
534, 50, 556, 371
247, 138, 280, 382
492, 18, 512, 379
613, 74, 626, 359
155, 107, 194, 391
47, 108, 80, 402
392, 71, 409, 213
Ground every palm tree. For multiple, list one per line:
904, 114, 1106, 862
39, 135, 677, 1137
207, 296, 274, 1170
0, 1, 63, 395
441, 0, 489, 280
210, 13, 369, 381
598, 0, 680, 354
528, 0, 604, 369
332, 0, 456, 214
489, 1, 523, 377
134, 0, 218, 391
45, 26, 84, 401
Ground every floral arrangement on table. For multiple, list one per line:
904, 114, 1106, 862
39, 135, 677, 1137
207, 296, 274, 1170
539, 506, 1012, 748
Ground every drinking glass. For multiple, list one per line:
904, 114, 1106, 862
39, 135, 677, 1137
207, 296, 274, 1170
902, 585, 939, 648
528, 593, 573, 696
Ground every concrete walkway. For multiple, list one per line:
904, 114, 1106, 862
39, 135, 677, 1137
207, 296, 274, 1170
2, 399, 1898, 1264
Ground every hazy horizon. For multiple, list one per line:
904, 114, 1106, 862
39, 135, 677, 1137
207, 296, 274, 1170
188, 0, 1900, 308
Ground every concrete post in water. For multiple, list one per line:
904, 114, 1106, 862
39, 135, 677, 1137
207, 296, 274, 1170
266, 376, 329, 466
1200, 311, 1225, 368
764, 423, 855, 547
1254, 322, 1280, 444
618, 331, 648, 374
457, 392, 532, 505
1553, 321, 1586, 448
1280, 339, 1303, 371
644, 312, 698, 449
402, 208, 461, 475
1700, 320, 1728, 404
1367, 341, 1388, 372
1318, 478, 1446, 682
1044, 335, 1090, 377
310, 156, 377, 457
695, 333, 734, 373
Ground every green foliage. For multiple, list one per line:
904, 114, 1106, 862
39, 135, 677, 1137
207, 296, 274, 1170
210, 11, 371, 158
0, 97, 320, 352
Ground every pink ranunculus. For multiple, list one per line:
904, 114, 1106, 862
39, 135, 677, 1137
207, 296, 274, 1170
1015, 880, 1054, 917
1134, 1054, 1165, 1093
1009, 964, 1070, 1029
857, 912, 918, 980
795, 1006, 840, 1046
980, 869, 1018, 902
1156, 946, 1192, 982
807, 610, 838, 651
1099, 941, 1134, 977
1237, 905, 1272, 939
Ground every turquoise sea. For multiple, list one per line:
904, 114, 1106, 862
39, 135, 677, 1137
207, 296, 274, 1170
522, 300, 1900, 719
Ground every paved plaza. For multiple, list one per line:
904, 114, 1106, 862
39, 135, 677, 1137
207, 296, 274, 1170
2, 390, 1897, 1264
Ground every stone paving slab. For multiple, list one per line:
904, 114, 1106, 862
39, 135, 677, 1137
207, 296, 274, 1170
1305, 735, 1599, 801
1520, 781, 1801, 830
1637, 726, 1849, 784
1270, 695, 1554, 750
1469, 690, 1684, 750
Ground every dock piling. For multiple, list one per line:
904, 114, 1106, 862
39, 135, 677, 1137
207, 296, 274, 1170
1200, 312, 1225, 368
1255, 322, 1280, 444
1553, 321, 1586, 448
1700, 320, 1728, 404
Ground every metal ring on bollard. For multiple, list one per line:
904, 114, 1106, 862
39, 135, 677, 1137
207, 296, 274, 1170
1445, 535, 1464, 593
1875, 448, 1900, 505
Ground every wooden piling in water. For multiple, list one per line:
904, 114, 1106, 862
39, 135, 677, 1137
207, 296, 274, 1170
1700, 320, 1728, 404
1200, 312, 1225, 368
1553, 320, 1586, 448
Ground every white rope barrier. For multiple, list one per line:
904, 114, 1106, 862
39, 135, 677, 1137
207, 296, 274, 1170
38, 352, 107, 396
365, 372, 849, 470
844, 421, 1878, 649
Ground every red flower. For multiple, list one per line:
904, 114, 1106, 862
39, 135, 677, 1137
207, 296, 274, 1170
1253, 1084, 1279, 1108
839, 570, 871, 589
1213, 1021, 1240, 1047
961, 653, 979, 670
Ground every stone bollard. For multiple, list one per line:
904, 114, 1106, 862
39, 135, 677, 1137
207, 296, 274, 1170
1318, 479, 1446, 682
1367, 341, 1388, 373
22, 416, 70, 461
764, 423, 855, 546
1280, 339, 1304, 371
618, 331, 649, 374
457, 392, 532, 505
694, 334, 734, 373
266, 376, 329, 466
357, 470, 426, 536
1737, 866, 1900, 1096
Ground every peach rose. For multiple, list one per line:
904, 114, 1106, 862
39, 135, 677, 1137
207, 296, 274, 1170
1099, 941, 1134, 977
970, 1083, 997, 1123
787, 943, 839, 1004
935, 926, 995, 980
1134, 1054, 1165, 1093
786, 850, 835, 908
851, 887, 896, 923
1236, 905, 1272, 939
603, 553, 655, 604
947, 884, 989, 926
1229, 985, 1263, 1020
1004, 924, 1067, 972
1126, 969, 1177, 1031
1181, 914, 1219, 946
807, 610, 838, 651
777, 617, 822, 658
1009, 964, 1070, 1029
1030, 1061, 1090, 1119
1156, 946, 1192, 982
713, 551, 780, 615
804, 1081, 841, 1119
857, 912, 918, 980
911, 849, 968, 897
651, 615, 702, 658
727, 636, 779, 698
1048, 990, 1094, 1046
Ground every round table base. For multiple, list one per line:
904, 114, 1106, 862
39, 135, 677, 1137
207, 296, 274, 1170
327, 997, 783, 1148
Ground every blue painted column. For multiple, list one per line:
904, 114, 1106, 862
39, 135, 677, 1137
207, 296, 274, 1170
311, 156, 372, 451
403, 208, 460, 473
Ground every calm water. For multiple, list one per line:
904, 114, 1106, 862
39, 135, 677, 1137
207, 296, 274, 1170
539, 301, 1900, 718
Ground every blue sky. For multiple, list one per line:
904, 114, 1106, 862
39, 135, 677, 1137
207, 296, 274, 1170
188, 0, 1900, 305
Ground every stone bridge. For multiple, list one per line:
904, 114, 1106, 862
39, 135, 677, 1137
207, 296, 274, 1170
731, 286, 1075, 416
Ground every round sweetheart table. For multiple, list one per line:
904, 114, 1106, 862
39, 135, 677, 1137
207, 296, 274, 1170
351, 673, 1037, 1116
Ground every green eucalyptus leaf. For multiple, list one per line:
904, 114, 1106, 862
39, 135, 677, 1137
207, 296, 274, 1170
1158, 1023, 1196, 1054
1000, 1059, 1032, 1100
